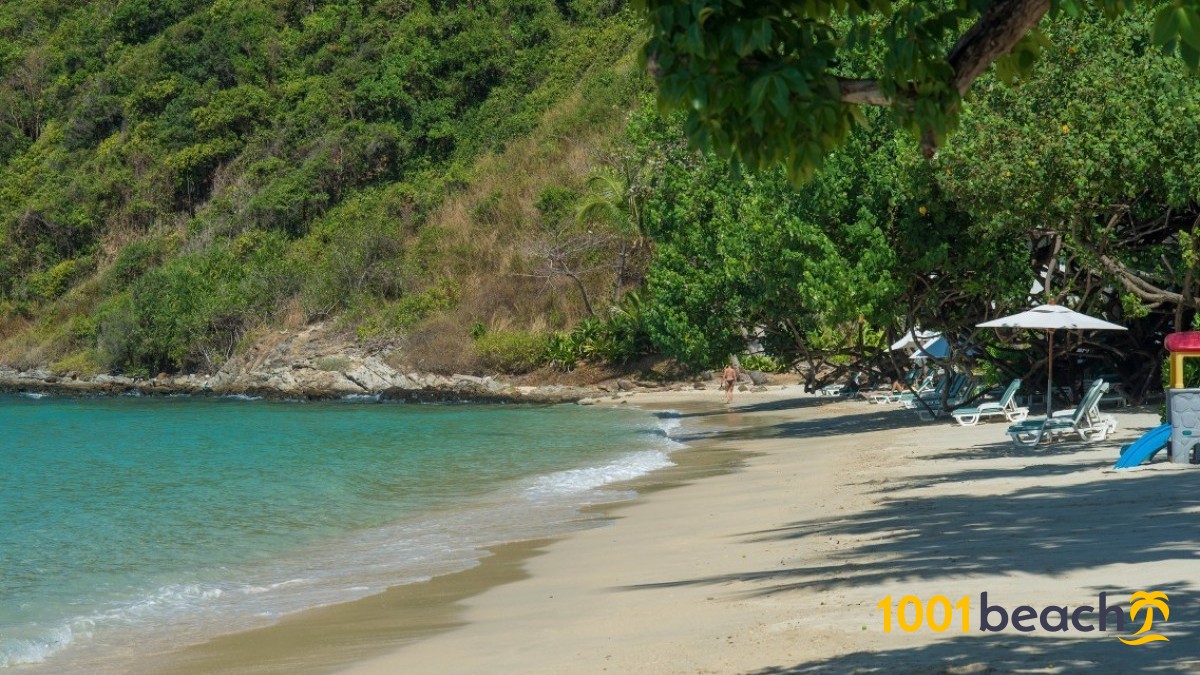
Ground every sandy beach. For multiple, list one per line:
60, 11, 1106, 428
324, 386, 1197, 674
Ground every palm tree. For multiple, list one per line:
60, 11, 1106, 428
574, 167, 648, 303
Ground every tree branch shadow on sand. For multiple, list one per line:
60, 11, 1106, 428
618, 427, 1200, 671
628, 471, 1200, 594
663, 396, 839, 418
713, 408, 922, 441
652, 401, 921, 442
739, 590, 1200, 673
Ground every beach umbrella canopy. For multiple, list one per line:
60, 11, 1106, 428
977, 304, 1126, 416
890, 330, 940, 352
909, 336, 949, 361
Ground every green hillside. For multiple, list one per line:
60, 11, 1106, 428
0, 0, 646, 376
6, 1, 1200, 398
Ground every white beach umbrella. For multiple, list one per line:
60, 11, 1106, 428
977, 303, 1126, 416
889, 330, 940, 352
908, 336, 949, 362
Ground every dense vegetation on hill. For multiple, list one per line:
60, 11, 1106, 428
0, 0, 646, 376
3, 1, 1199, 399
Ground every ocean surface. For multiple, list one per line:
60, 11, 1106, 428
0, 394, 682, 672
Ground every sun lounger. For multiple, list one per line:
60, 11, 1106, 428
816, 382, 865, 398
867, 374, 933, 404
901, 376, 944, 409
1006, 379, 1117, 447
904, 373, 968, 411
952, 379, 1029, 426
914, 374, 977, 421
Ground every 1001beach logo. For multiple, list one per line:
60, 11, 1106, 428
877, 591, 1169, 645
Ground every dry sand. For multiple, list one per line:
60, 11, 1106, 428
334, 386, 1199, 674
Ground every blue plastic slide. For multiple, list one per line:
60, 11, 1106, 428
1113, 424, 1172, 469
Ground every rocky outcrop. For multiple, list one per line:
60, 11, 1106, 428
0, 326, 592, 404
0, 324, 729, 404
0, 364, 593, 404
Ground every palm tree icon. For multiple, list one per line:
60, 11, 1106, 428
1119, 591, 1169, 645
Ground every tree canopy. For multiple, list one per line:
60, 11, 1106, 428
638, 0, 1200, 178
634, 10, 1200, 400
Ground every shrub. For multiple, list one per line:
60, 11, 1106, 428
27, 257, 92, 301
95, 234, 299, 373
354, 282, 460, 340
740, 354, 788, 374
95, 294, 143, 375
104, 236, 177, 292
544, 331, 580, 371
314, 356, 350, 372
50, 350, 104, 377
474, 330, 549, 373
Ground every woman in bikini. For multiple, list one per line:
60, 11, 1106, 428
722, 362, 738, 404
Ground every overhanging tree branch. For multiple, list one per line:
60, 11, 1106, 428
837, 78, 892, 106
946, 0, 1052, 96
838, 0, 1053, 153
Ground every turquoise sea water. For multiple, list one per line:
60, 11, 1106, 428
0, 395, 681, 672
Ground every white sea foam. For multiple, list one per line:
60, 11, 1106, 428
523, 449, 675, 500
18, 392, 48, 399
656, 412, 683, 438
341, 394, 381, 402
221, 394, 263, 401
0, 625, 73, 667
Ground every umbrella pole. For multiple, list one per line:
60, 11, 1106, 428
1046, 329, 1055, 418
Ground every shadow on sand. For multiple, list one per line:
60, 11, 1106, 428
739, 605, 1200, 673
628, 405, 1196, 672
664, 395, 838, 418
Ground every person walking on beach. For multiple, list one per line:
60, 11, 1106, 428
722, 362, 738, 404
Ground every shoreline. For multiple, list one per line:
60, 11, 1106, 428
329, 390, 1193, 674
141, 421, 751, 675
16, 386, 1188, 673
0, 367, 775, 406
118, 395, 748, 675
0, 368, 595, 404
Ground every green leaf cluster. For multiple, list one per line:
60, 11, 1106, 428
638, 0, 1200, 179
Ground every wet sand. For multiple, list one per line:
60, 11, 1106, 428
147, 385, 1199, 673
142, 398, 750, 674
338, 388, 1197, 674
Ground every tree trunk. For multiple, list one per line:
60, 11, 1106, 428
1176, 266, 1193, 332
946, 0, 1051, 96
613, 241, 628, 304
566, 272, 595, 317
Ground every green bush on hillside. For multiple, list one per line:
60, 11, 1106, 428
475, 330, 549, 373
26, 257, 93, 301
96, 232, 299, 374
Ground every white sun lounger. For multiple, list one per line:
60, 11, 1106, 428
952, 379, 1029, 426
1006, 379, 1117, 447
